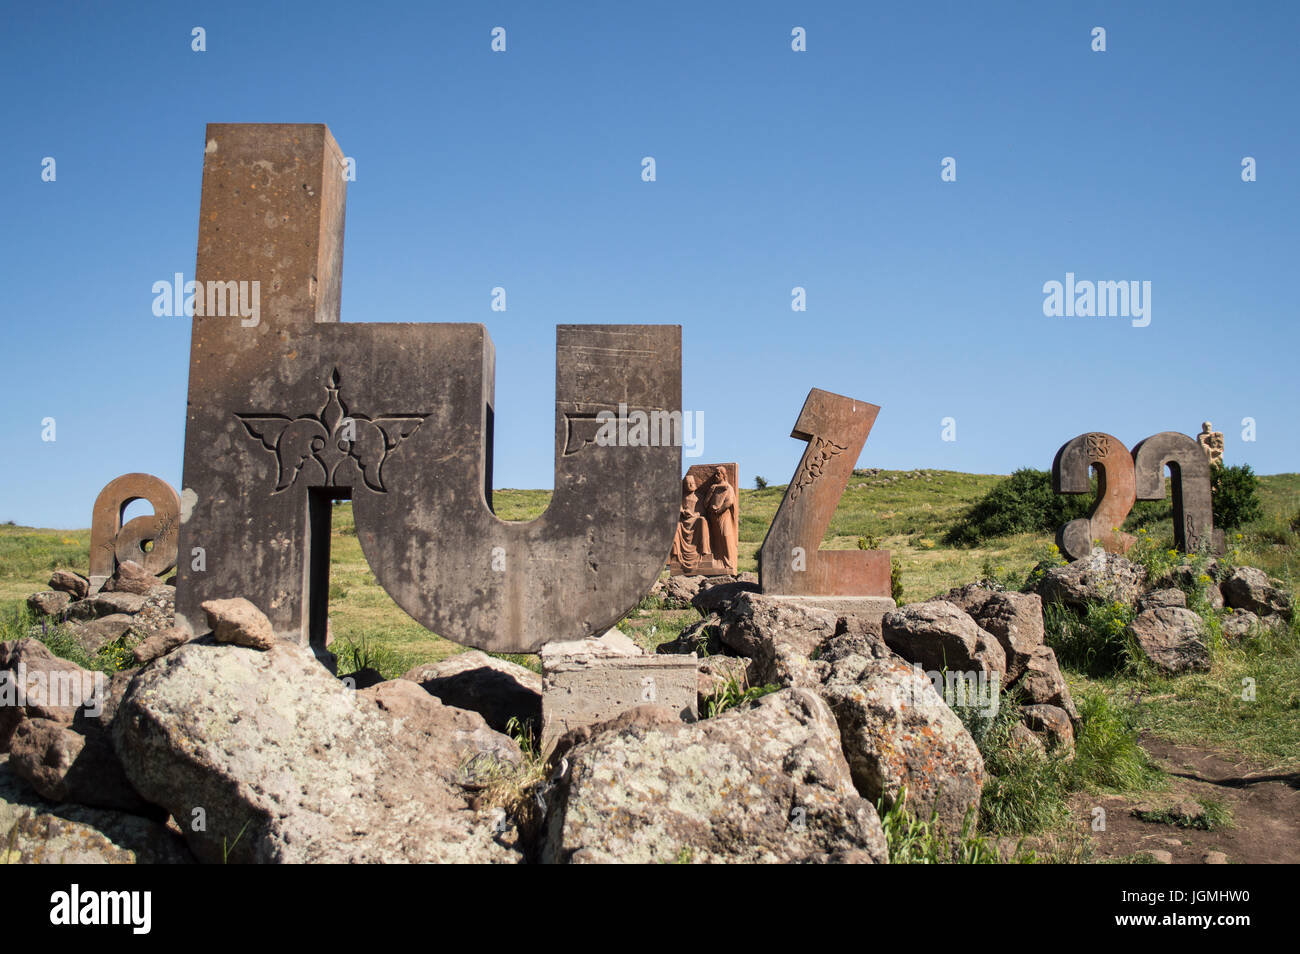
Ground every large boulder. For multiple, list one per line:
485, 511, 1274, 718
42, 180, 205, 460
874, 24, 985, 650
821, 652, 984, 835
8, 717, 153, 815
881, 601, 1007, 679
113, 640, 524, 863
943, 585, 1045, 682
541, 689, 888, 864
1127, 607, 1211, 674
401, 651, 541, 734
715, 592, 842, 688
1034, 549, 1147, 610
0, 639, 95, 752
1220, 566, 1293, 621
0, 755, 191, 864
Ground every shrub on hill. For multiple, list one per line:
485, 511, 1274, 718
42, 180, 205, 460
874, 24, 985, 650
1211, 464, 1262, 530
944, 468, 1171, 547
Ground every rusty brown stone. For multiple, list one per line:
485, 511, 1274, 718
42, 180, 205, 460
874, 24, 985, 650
173, 124, 681, 655
1132, 431, 1225, 554
758, 389, 889, 596
667, 463, 738, 576
1051, 432, 1137, 561
88, 473, 181, 593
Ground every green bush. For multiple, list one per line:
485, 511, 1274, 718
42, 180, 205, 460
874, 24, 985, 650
944, 468, 1169, 548
1211, 464, 1263, 530
754, 476, 768, 490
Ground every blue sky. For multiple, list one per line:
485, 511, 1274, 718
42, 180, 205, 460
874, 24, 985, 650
2, 1, 1297, 528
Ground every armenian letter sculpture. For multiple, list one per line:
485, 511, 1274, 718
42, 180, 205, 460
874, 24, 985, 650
758, 389, 890, 596
174, 125, 681, 653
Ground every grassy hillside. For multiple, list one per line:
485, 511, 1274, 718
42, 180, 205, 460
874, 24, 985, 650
3, 469, 1296, 861
4, 471, 1296, 674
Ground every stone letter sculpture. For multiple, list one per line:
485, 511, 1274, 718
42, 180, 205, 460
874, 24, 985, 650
668, 463, 738, 575
1051, 432, 1137, 561
89, 473, 182, 593
1132, 432, 1224, 554
1197, 421, 1224, 468
174, 124, 681, 653
758, 389, 890, 596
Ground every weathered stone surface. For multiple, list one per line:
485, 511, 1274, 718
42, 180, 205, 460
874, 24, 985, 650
89, 473, 181, 592
48, 569, 90, 599
201, 597, 276, 650
1012, 645, 1078, 721
669, 463, 739, 576
759, 389, 890, 597
821, 653, 984, 835
65, 615, 135, 656
69, 591, 148, 620
0, 640, 95, 751
113, 640, 523, 863
1138, 588, 1188, 612
715, 592, 840, 688
26, 591, 70, 617
1020, 704, 1075, 752
652, 572, 757, 610
541, 688, 888, 864
8, 717, 153, 815
1128, 608, 1211, 673
881, 601, 1007, 678
357, 680, 522, 785
691, 577, 761, 614
1222, 609, 1265, 640
541, 648, 697, 746
1034, 548, 1148, 610
1132, 432, 1225, 554
401, 650, 542, 734
0, 756, 191, 865
1221, 566, 1293, 620
943, 585, 1045, 683
103, 559, 168, 596
132, 626, 190, 665
544, 627, 643, 659
173, 123, 681, 657
1052, 431, 1137, 559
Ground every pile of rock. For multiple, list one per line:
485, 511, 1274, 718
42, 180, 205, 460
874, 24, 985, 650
1030, 548, 1295, 674
25, 561, 177, 660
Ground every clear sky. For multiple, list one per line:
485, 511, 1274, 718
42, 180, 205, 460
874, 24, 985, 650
2, 1, 1297, 528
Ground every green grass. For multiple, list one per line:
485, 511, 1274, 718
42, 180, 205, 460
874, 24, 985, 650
4, 470, 1296, 773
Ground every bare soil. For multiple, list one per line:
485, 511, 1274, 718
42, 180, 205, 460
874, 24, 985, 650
1082, 736, 1300, 864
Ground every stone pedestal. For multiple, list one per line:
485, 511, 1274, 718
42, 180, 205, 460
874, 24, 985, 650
541, 636, 697, 747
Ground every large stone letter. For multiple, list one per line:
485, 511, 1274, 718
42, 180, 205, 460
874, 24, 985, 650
89, 473, 182, 592
1131, 432, 1224, 554
175, 124, 681, 653
758, 389, 889, 596
1051, 432, 1137, 560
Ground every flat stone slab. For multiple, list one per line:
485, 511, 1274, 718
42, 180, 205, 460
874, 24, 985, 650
542, 654, 698, 747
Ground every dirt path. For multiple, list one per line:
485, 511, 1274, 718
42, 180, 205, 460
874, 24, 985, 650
1083, 737, 1300, 864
